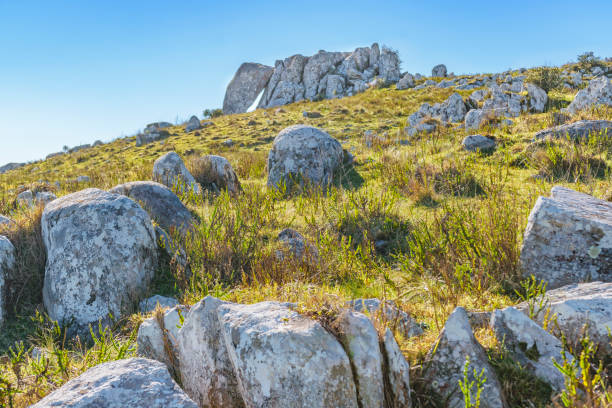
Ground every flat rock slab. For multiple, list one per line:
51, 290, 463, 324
462, 135, 496, 152
520, 186, 612, 289
534, 120, 612, 141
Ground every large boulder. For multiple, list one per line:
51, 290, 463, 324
152, 152, 201, 195
566, 76, 612, 114
137, 305, 188, 371
520, 187, 612, 289
533, 120, 612, 141
0, 236, 15, 325
177, 296, 245, 407
432, 64, 447, 77
397, 73, 415, 90
190, 155, 242, 195
41, 189, 158, 334
184, 115, 201, 132
491, 307, 568, 392
519, 282, 612, 355
223, 63, 274, 114
526, 83, 548, 113
30, 358, 197, 408
267, 125, 344, 188
109, 181, 193, 234
426, 307, 506, 408
378, 47, 401, 84
217, 301, 359, 408
462, 135, 496, 152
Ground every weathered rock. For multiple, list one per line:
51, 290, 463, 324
217, 301, 359, 408
16, 190, 34, 207
526, 83, 548, 113
520, 187, 612, 289
303, 110, 322, 118
276, 228, 318, 261
405, 93, 467, 135
191, 155, 242, 195
519, 282, 612, 354
76, 175, 91, 183
139, 294, 180, 314
0, 162, 25, 174
348, 298, 423, 338
177, 296, 245, 407
397, 73, 415, 90
462, 135, 496, 152
533, 120, 612, 141
137, 305, 187, 370
566, 76, 612, 114
136, 129, 170, 146
432, 64, 447, 78
110, 181, 193, 233
30, 358, 197, 408
223, 63, 274, 114
491, 307, 568, 392
267, 125, 344, 189
152, 152, 201, 194
0, 236, 15, 325
35, 191, 57, 206
382, 328, 412, 408
41, 189, 158, 334
185, 115, 202, 132
427, 307, 506, 408
379, 47, 401, 84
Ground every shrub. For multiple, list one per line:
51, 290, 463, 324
577, 51, 604, 72
526, 67, 563, 93
202, 108, 223, 119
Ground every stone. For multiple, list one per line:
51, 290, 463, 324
520, 186, 612, 289
41, 188, 158, 335
30, 358, 197, 408
491, 307, 568, 392
110, 181, 193, 234
0, 235, 15, 325
136, 129, 170, 146
223, 62, 274, 114
16, 190, 34, 207
325, 75, 346, 98
348, 298, 423, 338
177, 296, 245, 407
533, 120, 612, 141
303, 110, 322, 118
379, 47, 401, 84
569, 72, 582, 87
526, 83, 548, 112
382, 328, 412, 408
566, 77, 612, 114
0, 215, 13, 227
35, 191, 56, 206
76, 175, 90, 183
139, 294, 180, 314
276, 228, 318, 261
462, 135, 496, 152
518, 282, 612, 355
137, 305, 187, 370
191, 155, 242, 195
432, 64, 447, 77
267, 125, 344, 189
222, 139, 235, 147
437, 79, 455, 88
427, 307, 506, 408
185, 115, 201, 132
152, 152, 201, 194
397, 73, 415, 90
0, 162, 25, 174
68, 144, 91, 154
405, 93, 467, 135
217, 301, 359, 407
332, 310, 384, 408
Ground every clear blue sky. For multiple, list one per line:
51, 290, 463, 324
1, 0, 610, 165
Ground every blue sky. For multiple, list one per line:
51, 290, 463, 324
1, 0, 610, 165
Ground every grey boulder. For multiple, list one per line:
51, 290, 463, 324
152, 152, 201, 195
533, 120, 612, 141
0, 236, 15, 325
139, 294, 180, 313
566, 76, 612, 114
432, 64, 447, 77
397, 73, 415, 90
526, 83, 548, 113
137, 305, 187, 371
462, 135, 496, 152
191, 155, 242, 195
223, 62, 274, 114
184, 115, 201, 132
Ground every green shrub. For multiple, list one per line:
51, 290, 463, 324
527, 67, 563, 93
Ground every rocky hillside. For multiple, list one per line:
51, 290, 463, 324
0, 51, 612, 407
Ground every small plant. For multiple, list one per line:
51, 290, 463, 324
202, 108, 223, 119
515, 275, 548, 319
458, 356, 486, 408
527, 66, 563, 93
577, 52, 604, 72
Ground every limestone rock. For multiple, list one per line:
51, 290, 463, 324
223, 63, 274, 114
533, 120, 612, 141
0, 236, 15, 325
406, 93, 467, 135
379, 47, 401, 84
382, 328, 412, 408
397, 73, 415, 90
41, 188, 158, 334
191, 155, 242, 195
432, 64, 447, 77
0, 162, 25, 174
139, 294, 180, 314
462, 135, 496, 152
348, 298, 423, 338
276, 228, 318, 262
566, 77, 612, 114
526, 83, 548, 113
110, 181, 193, 234
520, 187, 612, 289
152, 152, 201, 195
137, 305, 187, 370
185, 115, 201, 132
30, 358, 197, 408
267, 125, 344, 189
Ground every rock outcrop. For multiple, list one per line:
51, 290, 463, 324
267, 125, 344, 189
223, 63, 274, 114
432, 64, 447, 77
41, 189, 158, 334
534, 120, 612, 141
30, 358, 197, 408
0, 236, 15, 325
566, 76, 612, 114
520, 187, 612, 289
405, 93, 467, 136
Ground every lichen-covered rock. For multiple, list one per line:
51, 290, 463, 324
348, 298, 423, 338
191, 155, 242, 195
520, 187, 612, 289
139, 294, 180, 314
566, 76, 612, 114
152, 152, 201, 195
526, 83, 548, 113
397, 73, 415, 90
276, 228, 318, 261
405, 93, 467, 135
137, 305, 187, 370
217, 301, 359, 408
0, 236, 15, 325
427, 307, 506, 408
519, 282, 612, 355
267, 125, 343, 189
223, 63, 274, 114
533, 120, 612, 141
16, 190, 34, 207
110, 181, 193, 234
30, 358, 197, 408
185, 115, 201, 132
382, 328, 412, 408
378, 47, 401, 84
432, 64, 447, 77
462, 135, 496, 152
491, 307, 569, 392
332, 310, 384, 408
41, 188, 158, 335
36, 191, 57, 206
177, 296, 245, 408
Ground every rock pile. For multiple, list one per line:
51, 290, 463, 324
405, 92, 467, 136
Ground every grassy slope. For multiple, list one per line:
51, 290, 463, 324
1, 65, 611, 406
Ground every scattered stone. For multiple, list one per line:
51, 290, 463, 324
76, 175, 90, 183
191, 155, 242, 195
222, 139, 235, 147
139, 295, 180, 314
303, 110, 322, 118
526, 83, 548, 113
35, 191, 57, 206
405, 93, 467, 136
267, 125, 344, 189
396, 72, 415, 90
0, 162, 25, 174
41, 189, 158, 335
110, 181, 193, 234
16, 190, 34, 207
437, 79, 455, 88
68, 144, 91, 154
427, 307, 506, 408
432, 64, 447, 77
534, 120, 612, 141
223, 62, 274, 114
462, 135, 496, 152
185, 115, 201, 132
152, 152, 201, 194
137, 305, 187, 370
277, 228, 318, 261
566, 77, 612, 114
520, 186, 612, 289
0, 236, 15, 325
348, 298, 423, 338
30, 358, 197, 408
